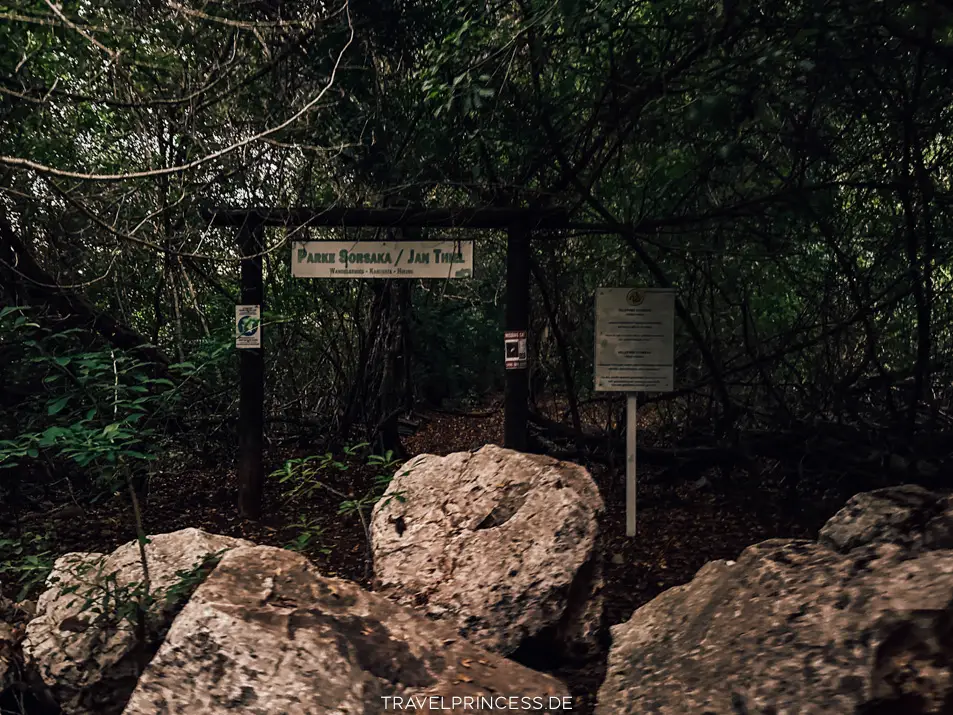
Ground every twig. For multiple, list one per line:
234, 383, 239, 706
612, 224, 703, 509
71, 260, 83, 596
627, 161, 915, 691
1, 2, 356, 182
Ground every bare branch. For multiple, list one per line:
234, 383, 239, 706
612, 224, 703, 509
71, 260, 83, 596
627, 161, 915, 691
0, 2, 355, 183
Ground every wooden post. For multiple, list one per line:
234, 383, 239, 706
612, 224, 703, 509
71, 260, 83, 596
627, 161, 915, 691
626, 393, 637, 536
504, 225, 530, 451
238, 219, 265, 520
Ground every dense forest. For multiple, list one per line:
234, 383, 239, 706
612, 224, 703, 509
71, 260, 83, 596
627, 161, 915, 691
1, 0, 952, 713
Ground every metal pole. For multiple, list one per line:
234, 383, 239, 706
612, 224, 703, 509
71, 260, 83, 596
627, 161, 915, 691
626, 392, 637, 536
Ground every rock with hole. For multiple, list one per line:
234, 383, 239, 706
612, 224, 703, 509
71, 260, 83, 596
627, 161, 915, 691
122, 545, 570, 714
371, 444, 605, 660
23, 528, 253, 715
819, 484, 953, 554
596, 486, 953, 714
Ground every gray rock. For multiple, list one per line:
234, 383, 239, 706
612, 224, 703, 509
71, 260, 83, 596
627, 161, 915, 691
819, 484, 953, 554
123, 545, 571, 715
0, 620, 13, 692
24, 528, 253, 715
597, 537, 953, 714
371, 445, 605, 659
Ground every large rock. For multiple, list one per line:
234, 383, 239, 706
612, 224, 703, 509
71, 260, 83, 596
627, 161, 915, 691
819, 484, 953, 554
597, 487, 953, 714
0, 588, 11, 691
371, 445, 605, 659
123, 545, 571, 714
0, 622, 12, 693
24, 528, 252, 714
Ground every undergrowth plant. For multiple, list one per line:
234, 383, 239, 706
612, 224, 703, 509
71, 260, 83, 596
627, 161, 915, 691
0, 305, 224, 650
284, 516, 331, 555
0, 306, 198, 502
271, 443, 408, 576
54, 548, 229, 631
0, 531, 55, 602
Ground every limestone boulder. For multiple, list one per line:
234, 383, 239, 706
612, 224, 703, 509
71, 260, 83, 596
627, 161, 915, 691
819, 484, 953, 554
597, 486, 953, 715
0, 587, 11, 691
371, 445, 605, 659
24, 528, 253, 714
0, 621, 12, 693
123, 545, 571, 715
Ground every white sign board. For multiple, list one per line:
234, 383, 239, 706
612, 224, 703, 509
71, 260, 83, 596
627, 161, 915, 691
595, 288, 675, 392
292, 240, 474, 279
504, 330, 527, 370
235, 305, 261, 348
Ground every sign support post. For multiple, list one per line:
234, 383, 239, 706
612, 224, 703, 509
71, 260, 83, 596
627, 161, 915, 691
504, 225, 530, 451
595, 288, 675, 537
237, 219, 265, 521
626, 393, 637, 536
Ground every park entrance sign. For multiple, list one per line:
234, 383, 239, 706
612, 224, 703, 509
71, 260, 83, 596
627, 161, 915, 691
204, 204, 583, 522
595, 287, 676, 537
292, 240, 474, 279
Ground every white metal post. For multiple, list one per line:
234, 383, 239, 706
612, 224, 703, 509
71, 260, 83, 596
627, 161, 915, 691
626, 392, 637, 536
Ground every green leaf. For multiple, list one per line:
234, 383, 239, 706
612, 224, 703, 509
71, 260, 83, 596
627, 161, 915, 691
123, 451, 155, 460
48, 397, 70, 415
0, 306, 26, 320
39, 426, 67, 444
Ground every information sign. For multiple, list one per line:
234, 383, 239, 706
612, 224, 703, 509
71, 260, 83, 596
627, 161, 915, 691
504, 331, 528, 370
594, 287, 676, 537
594, 288, 675, 392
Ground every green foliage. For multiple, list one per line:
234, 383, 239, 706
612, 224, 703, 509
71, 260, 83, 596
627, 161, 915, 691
271, 444, 407, 525
0, 531, 55, 602
163, 549, 228, 611
338, 449, 407, 517
66, 570, 154, 631
57, 548, 229, 632
1, 0, 951, 511
0, 306, 204, 498
284, 516, 331, 555
272, 452, 350, 503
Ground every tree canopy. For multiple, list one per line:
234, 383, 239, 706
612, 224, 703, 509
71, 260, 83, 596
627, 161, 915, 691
1, 0, 951, 503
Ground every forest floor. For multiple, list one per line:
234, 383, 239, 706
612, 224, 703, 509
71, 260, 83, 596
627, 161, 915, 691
1, 400, 844, 714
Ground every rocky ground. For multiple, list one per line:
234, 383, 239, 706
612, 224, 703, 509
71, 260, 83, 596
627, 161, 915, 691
1, 403, 841, 714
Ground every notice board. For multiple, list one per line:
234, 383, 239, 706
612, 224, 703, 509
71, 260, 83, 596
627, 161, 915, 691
594, 288, 675, 392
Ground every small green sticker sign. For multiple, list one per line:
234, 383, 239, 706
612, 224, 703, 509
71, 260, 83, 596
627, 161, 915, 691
235, 305, 260, 348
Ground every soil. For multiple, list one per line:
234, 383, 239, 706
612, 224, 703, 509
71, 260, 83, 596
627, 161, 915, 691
1, 400, 843, 715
